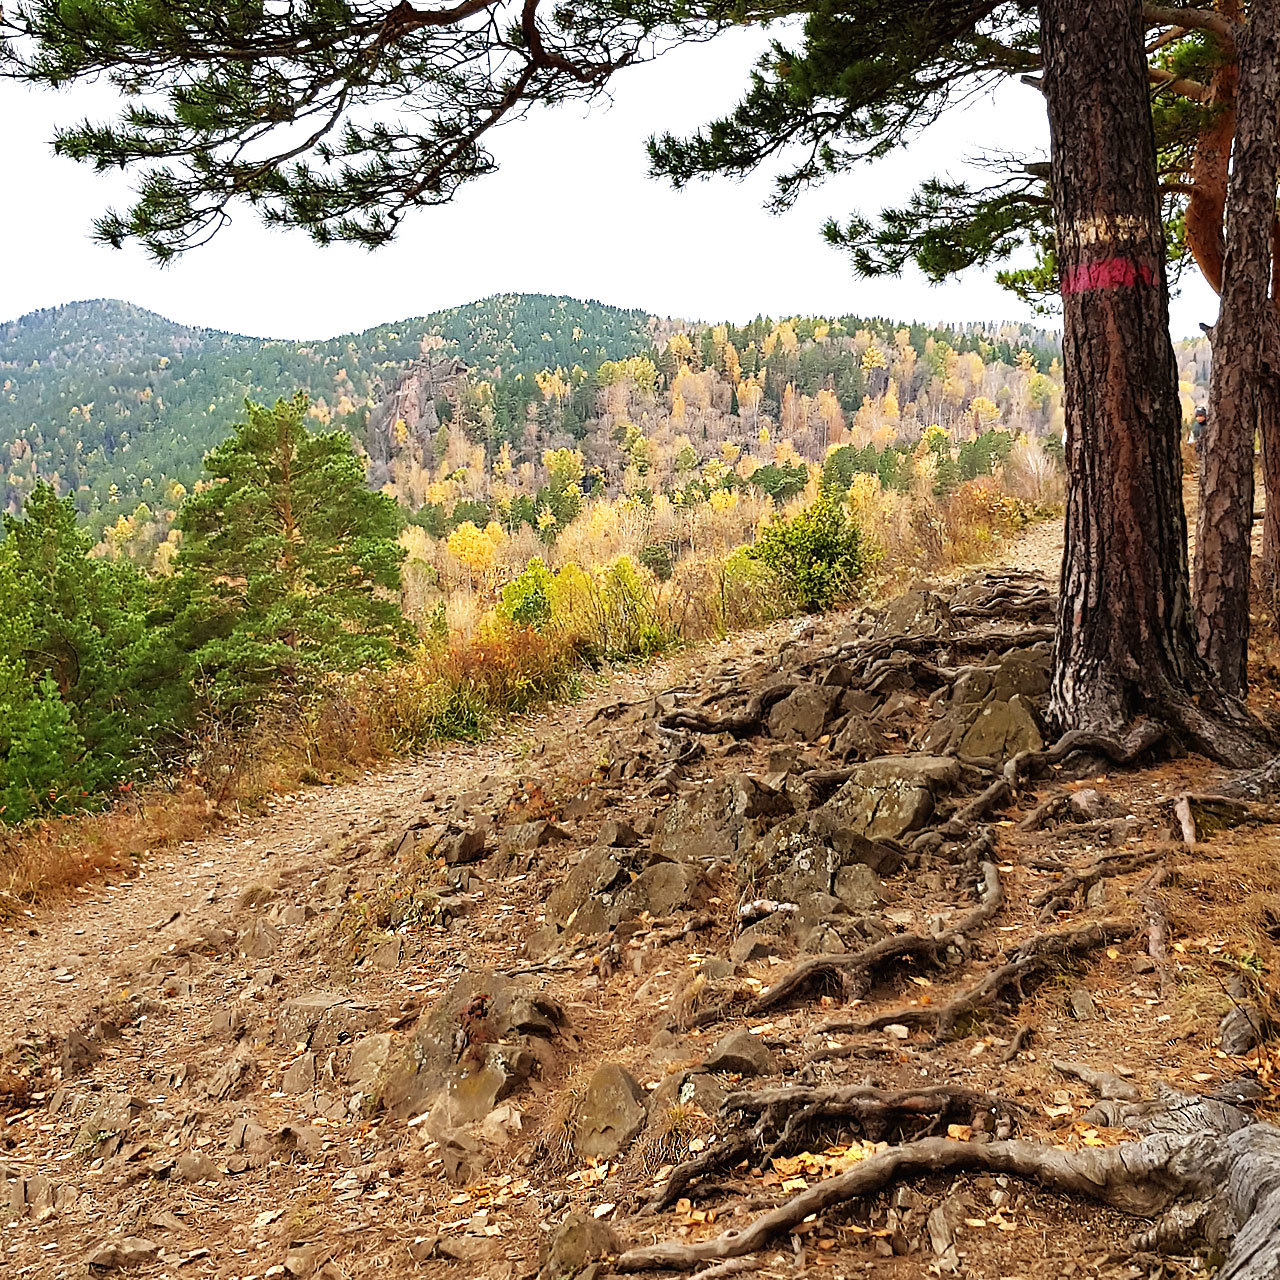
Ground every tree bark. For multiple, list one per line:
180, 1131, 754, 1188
1041, 0, 1269, 767
1195, 0, 1280, 696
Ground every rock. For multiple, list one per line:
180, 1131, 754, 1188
174, 1152, 223, 1183
238, 917, 282, 960
437, 1237, 502, 1264
957, 695, 1043, 761
370, 936, 403, 970
649, 1069, 726, 1120
1068, 988, 1097, 1021
1068, 788, 1128, 822
545, 846, 631, 934
503, 820, 569, 852
747, 808, 900, 909
87, 1237, 158, 1270
276, 992, 376, 1048
283, 1052, 316, 1094
538, 1213, 622, 1280
381, 972, 563, 1118
284, 1245, 331, 1277
437, 1128, 494, 1185
766, 683, 845, 743
59, 1030, 100, 1078
875, 589, 954, 640
440, 826, 488, 865
833, 864, 884, 913
651, 774, 792, 864
825, 755, 960, 842
75, 1094, 142, 1157
704, 1029, 777, 1077
428, 1045, 539, 1133
951, 646, 1051, 705
598, 819, 640, 848
612, 862, 704, 921
1219, 1002, 1265, 1056
574, 1063, 648, 1159
346, 1033, 393, 1091
730, 922, 786, 963
832, 712, 890, 763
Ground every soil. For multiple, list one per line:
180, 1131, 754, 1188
3, 517, 1278, 1280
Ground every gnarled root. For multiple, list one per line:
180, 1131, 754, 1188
616, 1122, 1280, 1274
749, 861, 1003, 1015
822, 918, 1136, 1040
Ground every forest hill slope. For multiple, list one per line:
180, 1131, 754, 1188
1, 546, 1279, 1278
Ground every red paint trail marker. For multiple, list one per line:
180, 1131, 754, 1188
1061, 257, 1156, 295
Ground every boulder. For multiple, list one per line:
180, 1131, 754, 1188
613, 862, 704, 921
502, 821, 569, 852
825, 756, 960, 842
955, 695, 1043, 761
381, 972, 563, 1118
832, 712, 890, 763
345, 1033, 394, 1091
598, 819, 640, 848
704, 1029, 777, 1077
86, 1237, 158, 1271
545, 846, 632, 935
874, 589, 954, 640
651, 774, 792, 864
282, 1052, 316, 1094
574, 1063, 648, 1160
745, 807, 900, 909
833, 863, 884, 913
538, 1214, 622, 1280
238, 917, 282, 960
276, 993, 376, 1048
766, 683, 845, 743
440, 826, 488, 865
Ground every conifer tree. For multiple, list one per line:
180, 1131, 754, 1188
175, 394, 407, 715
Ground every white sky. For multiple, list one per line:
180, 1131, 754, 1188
1, 28, 1219, 341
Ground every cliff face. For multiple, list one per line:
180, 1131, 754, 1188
364, 355, 467, 488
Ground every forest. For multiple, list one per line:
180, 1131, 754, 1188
6, 3, 1280, 1278
0, 291, 1072, 822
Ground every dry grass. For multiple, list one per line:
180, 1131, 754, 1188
0, 783, 214, 918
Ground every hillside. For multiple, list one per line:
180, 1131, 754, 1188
2, 293, 1070, 541
0, 294, 660, 526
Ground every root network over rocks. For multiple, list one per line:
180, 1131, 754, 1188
2, 558, 1279, 1280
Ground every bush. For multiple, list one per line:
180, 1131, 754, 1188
752, 495, 865, 612
499, 557, 554, 629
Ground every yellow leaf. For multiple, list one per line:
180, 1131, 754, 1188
946, 1124, 973, 1141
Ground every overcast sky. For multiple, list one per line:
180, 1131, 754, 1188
2, 28, 1219, 342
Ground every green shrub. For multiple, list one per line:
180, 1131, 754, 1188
499, 557, 554, 629
752, 495, 865, 612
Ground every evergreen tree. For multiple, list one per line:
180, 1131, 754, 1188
0, 484, 156, 819
175, 394, 408, 715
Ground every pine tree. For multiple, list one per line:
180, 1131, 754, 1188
0, 484, 156, 819
175, 394, 407, 715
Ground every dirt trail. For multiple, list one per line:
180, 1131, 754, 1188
5, 518, 1279, 1280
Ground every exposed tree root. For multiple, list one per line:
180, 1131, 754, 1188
659, 682, 797, 736
643, 1084, 1019, 1213
822, 918, 1136, 1040
748, 861, 1002, 1015
1140, 863, 1175, 998
616, 1122, 1280, 1274
1030, 848, 1166, 921
1004, 720, 1168, 787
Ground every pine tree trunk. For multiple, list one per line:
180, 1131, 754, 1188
1195, 0, 1280, 696
1041, 0, 1269, 767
